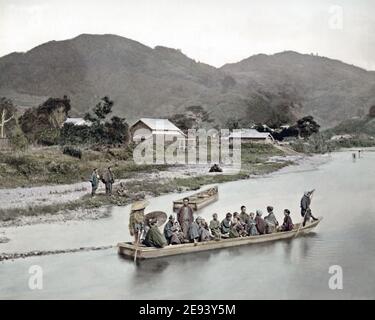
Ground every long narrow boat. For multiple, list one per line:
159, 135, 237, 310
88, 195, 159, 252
172, 186, 218, 212
117, 217, 322, 260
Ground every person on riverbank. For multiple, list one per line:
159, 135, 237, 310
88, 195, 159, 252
300, 190, 318, 226
239, 205, 250, 226
264, 206, 279, 233
246, 212, 259, 236
143, 218, 167, 248
129, 200, 148, 245
164, 215, 184, 245
255, 210, 267, 234
89, 168, 100, 197
177, 197, 194, 241
220, 213, 232, 238
280, 209, 294, 231
103, 166, 115, 196
209, 213, 221, 240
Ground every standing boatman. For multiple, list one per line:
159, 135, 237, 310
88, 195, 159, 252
129, 200, 149, 245
177, 197, 194, 242
300, 190, 318, 226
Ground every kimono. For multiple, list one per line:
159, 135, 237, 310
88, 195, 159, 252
239, 212, 250, 225
229, 222, 245, 238
220, 218, 231, 235
246, 218, 259, 236
177, 205, 194, 240
265, 212, 279, 234
163, 220, 183, 245
255, 216, 267, 235
281, 215, 294, 231
89, 172, 99, 196
300, 195, 311, 217
189, 221, 200, 241
129, 209, 145, 236
209, 219, 221, 239
199, 223, 211, 242
144, 225, 167, 248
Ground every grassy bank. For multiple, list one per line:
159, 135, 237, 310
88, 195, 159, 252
0, 145, 169, 189
0, 143, 293, 222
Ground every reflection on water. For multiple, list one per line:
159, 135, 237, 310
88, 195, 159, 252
1, 149, 375, 299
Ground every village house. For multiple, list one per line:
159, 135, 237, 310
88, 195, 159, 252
330, 134, 353, 141
229, 129, 275, 144
130, 118, 186, 144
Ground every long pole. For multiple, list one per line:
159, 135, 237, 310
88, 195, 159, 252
134, 229, 143, 262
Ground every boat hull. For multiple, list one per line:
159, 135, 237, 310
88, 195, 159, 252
173, 186, 218, 212
118, 217, 322, 260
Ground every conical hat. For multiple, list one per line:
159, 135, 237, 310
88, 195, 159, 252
131, 200, 149, 211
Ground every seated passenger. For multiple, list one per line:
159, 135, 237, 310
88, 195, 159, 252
255, 210, 267, 235
220, 213, 232, 238
280, 209, 294, 232
164, 215, 184, 245
189, 217, 201, 244
209, 213, 221, 240
229, 217, 246, 238
246, 212, 259, 236
264, 206, 279, 234
198, 218, 212, 242
143, 218, 167, 248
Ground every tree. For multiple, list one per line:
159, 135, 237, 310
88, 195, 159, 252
84, 96, 114, 122
0, 97, 16, 138
296, 115, 320, 139
61, 96, 129, 145
170, 105, 214, 133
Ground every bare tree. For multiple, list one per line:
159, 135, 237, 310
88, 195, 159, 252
0, 108, 14, 138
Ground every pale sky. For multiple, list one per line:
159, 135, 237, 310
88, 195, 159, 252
0, 0, 374, 69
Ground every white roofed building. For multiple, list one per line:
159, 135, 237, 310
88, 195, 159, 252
229, 129, 275, 144
130, 118, 186, 143
64, 117, 92, 127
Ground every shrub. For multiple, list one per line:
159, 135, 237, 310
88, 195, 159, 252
63, 146, 82, 159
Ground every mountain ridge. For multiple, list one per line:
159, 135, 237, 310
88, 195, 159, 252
1, 33, 374, 128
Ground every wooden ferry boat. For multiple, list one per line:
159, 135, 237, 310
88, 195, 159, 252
172, 186, 218, 212
118, 217, 322, 260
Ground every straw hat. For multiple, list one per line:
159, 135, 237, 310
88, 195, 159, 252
131, 200, 149, 211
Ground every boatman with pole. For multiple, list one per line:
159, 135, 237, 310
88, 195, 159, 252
300, 190, 318, 226
129, 200, 149, 245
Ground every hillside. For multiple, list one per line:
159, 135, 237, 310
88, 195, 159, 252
221, 51, 375, 127
1, 34, 375, 128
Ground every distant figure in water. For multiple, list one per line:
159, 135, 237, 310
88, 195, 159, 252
352, 153, 356, 161
358, 150, 361, 158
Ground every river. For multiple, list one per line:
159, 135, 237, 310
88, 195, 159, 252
1, 149, 375, 299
